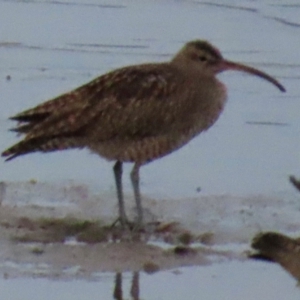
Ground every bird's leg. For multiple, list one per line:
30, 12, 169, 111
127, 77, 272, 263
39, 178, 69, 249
130, 272, 140, 300
113, 161, 128, 227
130, 163, 143, 228
113, 273, 122, 300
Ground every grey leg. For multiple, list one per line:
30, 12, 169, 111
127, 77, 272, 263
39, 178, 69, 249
130, 272, 139, 300
113, 161, 128, 227
130, 163, 143, 227
113, 272, 122, 299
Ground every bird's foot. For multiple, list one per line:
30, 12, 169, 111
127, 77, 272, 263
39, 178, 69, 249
110, 216, 133, 231
109, 218, 156, 239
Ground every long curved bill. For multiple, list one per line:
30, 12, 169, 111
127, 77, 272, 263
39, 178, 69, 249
221, 60, 286, 92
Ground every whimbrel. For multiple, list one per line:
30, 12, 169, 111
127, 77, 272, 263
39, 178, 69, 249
2, 40, 285, 228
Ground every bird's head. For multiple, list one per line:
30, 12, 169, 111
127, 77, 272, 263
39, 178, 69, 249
172, 40, 285, 92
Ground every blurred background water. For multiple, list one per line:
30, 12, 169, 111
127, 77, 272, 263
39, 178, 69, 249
0, 0, 299, 199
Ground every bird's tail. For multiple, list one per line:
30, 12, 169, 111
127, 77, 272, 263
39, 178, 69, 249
2, 137, 84, 161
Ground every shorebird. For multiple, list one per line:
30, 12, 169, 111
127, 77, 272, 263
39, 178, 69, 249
2, 40, 285, 229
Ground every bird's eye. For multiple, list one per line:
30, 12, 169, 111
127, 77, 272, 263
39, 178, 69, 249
199, 56, 207, 62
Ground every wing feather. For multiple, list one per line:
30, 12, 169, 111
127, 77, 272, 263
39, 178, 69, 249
19, 63, 181, 140
2, 63, 186, 160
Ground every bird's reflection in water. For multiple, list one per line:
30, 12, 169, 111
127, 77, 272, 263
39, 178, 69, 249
113, 272, 140, 300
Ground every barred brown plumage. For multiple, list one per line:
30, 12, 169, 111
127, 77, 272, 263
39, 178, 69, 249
2, 40, 285, 229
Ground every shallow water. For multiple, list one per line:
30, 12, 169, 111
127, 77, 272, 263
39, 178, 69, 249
0, 263, 299, 300
0, 0, 299, 299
